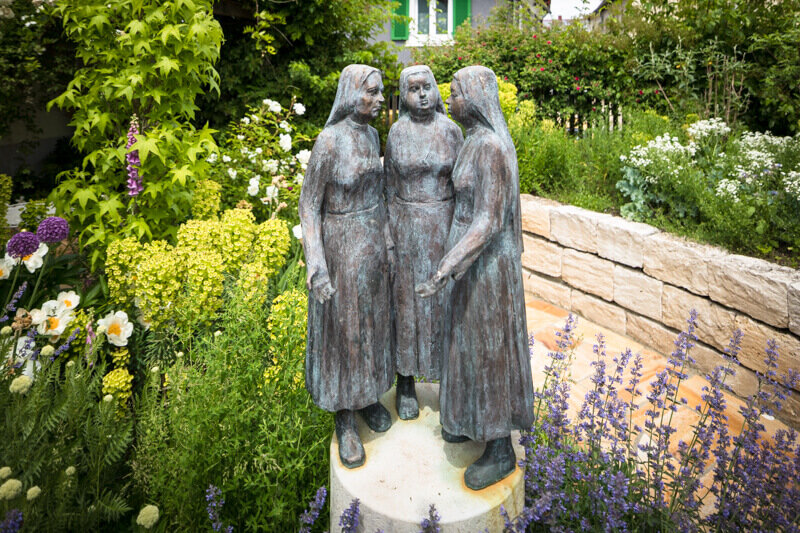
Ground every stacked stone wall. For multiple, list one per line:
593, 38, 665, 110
520, 195, 800, 427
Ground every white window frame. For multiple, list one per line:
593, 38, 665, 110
406, 0, 454, 47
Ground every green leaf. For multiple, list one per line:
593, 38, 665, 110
155, 57, 180, 76
74, 188, 98, 210
171, 165, 192, 185
159, 24, 182, 46
132, 136, 161, 163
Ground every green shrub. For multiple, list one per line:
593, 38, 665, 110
18, 200, 50, 232
132, 282, 331, 531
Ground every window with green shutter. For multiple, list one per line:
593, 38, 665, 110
391, 0, 410, 41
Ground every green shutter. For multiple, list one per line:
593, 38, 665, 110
391, 0, 410, 40
453, 0, 471, 32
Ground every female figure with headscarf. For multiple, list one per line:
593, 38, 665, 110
417, 66, 535, 490
384, 65, 463, 420
299, 64, 395, 469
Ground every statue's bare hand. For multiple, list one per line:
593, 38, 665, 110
415, 272, 448, 298
309, 271, 336, 304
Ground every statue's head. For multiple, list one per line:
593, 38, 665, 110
399, 65, 445, 120
326, 65, 384, 127
447, 65, 503, 131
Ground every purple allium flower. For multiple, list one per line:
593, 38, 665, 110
0, 509, 23, 533
299, 487, 326, 533
339, 498, 360, 533
36, 216, 69, 243
126, 114, 144, 197
6, 232, 40, 259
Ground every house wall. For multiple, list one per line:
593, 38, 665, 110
519, 194, 800, 428
372, 0, 498, 65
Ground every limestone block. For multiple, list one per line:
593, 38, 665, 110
790, 280, 800, 336
330, 385, 525, 532
613, 265, 663, 321
597, 216, 659, 268
523, 269, 571, 309
549, 205, 612, 254
625, 312, 676, 356
708, 254, 794, 328
570, 289, 626, 336
662, 285, 737, 352
643, 233, 718, 296
734, 314, 800, 379
520, 194, 559, 239
521, 234, 562, 278
561, 249, 614, 301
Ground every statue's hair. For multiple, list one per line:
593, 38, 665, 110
325, 64, 382, 127
398, 65, 446, 118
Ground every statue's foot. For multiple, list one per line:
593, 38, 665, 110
464, 436, 516, 490
335, 410, 365, 469
441, 427, 470, 443
358, 401, 392, 432
396, 374, 419, 420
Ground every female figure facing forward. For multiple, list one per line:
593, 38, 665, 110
418, 66, 535, 490
299, 65, 395, 469
385, 65, 463, 420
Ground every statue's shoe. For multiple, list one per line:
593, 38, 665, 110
441, 427, 469, 443
464, 436, 516, 490
359, 401, 392, 432
396, 375, 419, 420
335, 410, 365, 469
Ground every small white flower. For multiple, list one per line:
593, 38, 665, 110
251, 114, 259, 123
34, 300, 74, 337
263, 159, 279, 174
40, 345, 54, 357
227, 168, 238, 180
22, 242, 48, 273
241, 116, 250, 125
65, 466, 75, 476
292, 224, 303, 240
97, 311, 134, 347
236, 134, 245, 141
214, 330, 222, 338
255, 147, 263, 154
0, 326, 11, 336
0, 255, 15, 280
57, 291, 80, 311
279, 134, 292, 152
268, 101, 281, 114
151, 366, 159, 374
279, 120, 291, 132
293, 102, 306, 115
295, 174, 304, 186
295, 149, 312, 166
222, 154, 232, 163
247, 177, 260, 197
265, 185, 279, 202
0, 467, 10, 481
9, 375, 32, 395
137, 505, 160, 529
103, 394, 114, 403
26, 486, 41, 501
66, 360, 75, 368
205, 152, 218, 164
175, 351, 184, 358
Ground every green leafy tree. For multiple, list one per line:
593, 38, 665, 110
47, 0, 223, 268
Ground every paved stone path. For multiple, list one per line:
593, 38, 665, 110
525, 297, 791, 513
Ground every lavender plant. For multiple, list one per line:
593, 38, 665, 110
205, 485, 233, 533
339, 498, 360, 533
419, 503, 441, 533
298, 486, 326, 533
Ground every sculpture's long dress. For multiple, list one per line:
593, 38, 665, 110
439, 129, 535, 442
385, 114, 462, 380
300, 121, 395, 412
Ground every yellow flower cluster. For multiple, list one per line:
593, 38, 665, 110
237, 262, 270, 306
178, 249, 225, 328
67, 309, 93, 358
176, 218, 220, 255
191, 179, 222, 220
133, 241, 183, 329
102, 367, 133, 405
219, 208, 256, 273
110, 347, 130, 368
252, 219, 291, 278
508, 100, 537, 131
106, 237, 144, 306
261, 289, 308, 391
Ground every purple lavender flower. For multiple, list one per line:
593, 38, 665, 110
299, 486, 326, 533
6, 232, 40, 259
52, 328, 79, 359
0, 509, 23, 533
36, 216, 69, 243
205, 485, 233, 533
339, 498, 360, 533
419, 503, 441, 533
0, 281, 28, 323
126, 114, 144, 197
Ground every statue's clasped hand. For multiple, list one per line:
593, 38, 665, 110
310, 272, 336, 304
415, 270, 448, 298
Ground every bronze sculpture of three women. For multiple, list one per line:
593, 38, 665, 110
299, 63, 535, 490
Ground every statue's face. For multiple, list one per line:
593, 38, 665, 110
446, 79, 465, 123
404, 73, 434, 118
354, 73, 384, 122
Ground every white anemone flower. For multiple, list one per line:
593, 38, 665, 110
247, 177, 260, 197
292, 224, 303, 240
98, 311, 134, 347
56, 291, 80, 311
0, 255, 15, 280
37, 306, 74, 338
279, 134, 292, 152
22, 243, 48, 273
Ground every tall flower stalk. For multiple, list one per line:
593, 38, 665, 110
126, 114, 143, 197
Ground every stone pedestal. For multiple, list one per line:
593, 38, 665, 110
330, 383, 525, 532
